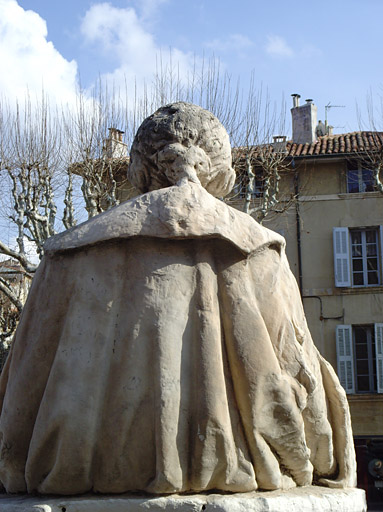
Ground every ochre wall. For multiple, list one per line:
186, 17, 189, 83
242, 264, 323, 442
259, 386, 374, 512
259, 157, 383, 439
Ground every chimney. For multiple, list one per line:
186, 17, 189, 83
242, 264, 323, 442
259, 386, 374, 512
272, 135, 287, 153
291, 96, 318, 144
104, 128, 127, 159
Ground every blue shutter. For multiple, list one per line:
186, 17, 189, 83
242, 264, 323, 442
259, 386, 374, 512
336, 325, 355, 394
375, 323, 383, 394
333, 228, 351, 287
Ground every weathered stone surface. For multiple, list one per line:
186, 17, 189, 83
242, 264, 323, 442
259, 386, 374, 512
0, 487, 367, 512
128, 102, 236, 197
0, 103, 357, 496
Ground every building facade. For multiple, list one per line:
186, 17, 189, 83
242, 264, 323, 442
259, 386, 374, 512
242, 97, 383, 505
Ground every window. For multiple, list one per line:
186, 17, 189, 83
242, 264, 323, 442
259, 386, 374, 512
347, 169, 375, 193
353, 325, 377, 392
346, 159, 375, 193
350, 229, 379, 286
336, 324, 383, 394
333, 227, 383, 287
234, 174, 264, 198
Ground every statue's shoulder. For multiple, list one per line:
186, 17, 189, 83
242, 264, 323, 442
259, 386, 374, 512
44, 183, 284, 256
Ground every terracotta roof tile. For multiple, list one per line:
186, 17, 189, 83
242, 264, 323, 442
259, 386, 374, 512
286, 131, 383, 158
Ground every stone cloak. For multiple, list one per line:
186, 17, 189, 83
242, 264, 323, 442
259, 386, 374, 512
0, 183, 356, 495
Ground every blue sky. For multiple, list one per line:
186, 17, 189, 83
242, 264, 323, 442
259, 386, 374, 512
2, 0, 383, 135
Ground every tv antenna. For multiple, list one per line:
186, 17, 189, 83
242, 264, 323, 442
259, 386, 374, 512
325, 102, 345, 129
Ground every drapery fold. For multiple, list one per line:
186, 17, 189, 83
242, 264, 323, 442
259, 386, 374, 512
0, 184, 356, 495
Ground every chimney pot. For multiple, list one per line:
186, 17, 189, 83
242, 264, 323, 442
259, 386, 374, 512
291, 93, 301, 108
272, 135, 287, 153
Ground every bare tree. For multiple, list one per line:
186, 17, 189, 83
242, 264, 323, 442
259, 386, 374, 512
356, 92, 383, 192
0, 94, 67, 261
148, 60, 295, 224
0, 63, 291, 358
227, 80, 295, 223
0, 84, 137, 348
0, 93, 74, 351
63, 82, 134, 218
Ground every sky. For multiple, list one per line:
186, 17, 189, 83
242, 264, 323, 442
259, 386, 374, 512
0, 0, 382, 137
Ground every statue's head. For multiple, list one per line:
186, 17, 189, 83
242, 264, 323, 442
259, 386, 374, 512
128, 102, 236, 197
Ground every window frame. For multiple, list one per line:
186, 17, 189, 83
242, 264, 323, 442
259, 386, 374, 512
333, 226, 383, 288
346, 163, 375, 194
336, 323, 383, 394
350, 228, 380, 287
353, 325, 377, 393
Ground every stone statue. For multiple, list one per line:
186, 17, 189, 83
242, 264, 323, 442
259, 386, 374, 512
0, 103, 356, 496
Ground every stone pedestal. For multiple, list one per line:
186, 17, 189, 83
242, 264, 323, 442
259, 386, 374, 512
0, 486, 366, 512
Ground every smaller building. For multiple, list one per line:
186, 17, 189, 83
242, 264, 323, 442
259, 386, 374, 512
70, 127, 138, 213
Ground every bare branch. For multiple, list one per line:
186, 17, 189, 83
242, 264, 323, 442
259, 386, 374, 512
0, 241, 37, 273
0, 277, 23, 312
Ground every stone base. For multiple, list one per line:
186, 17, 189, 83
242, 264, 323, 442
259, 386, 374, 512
0, 486, 367, 512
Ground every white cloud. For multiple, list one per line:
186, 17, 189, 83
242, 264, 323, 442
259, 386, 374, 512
0, 0, 78, 103
80, 3, 196, 92
265, 35, 294, 58
81, 3, 154, 66
206, 34, 254, 54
